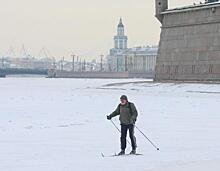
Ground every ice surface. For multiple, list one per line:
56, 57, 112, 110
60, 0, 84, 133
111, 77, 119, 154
0, 77, 220, 171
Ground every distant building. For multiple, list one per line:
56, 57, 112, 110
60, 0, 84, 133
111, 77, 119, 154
114, 18, 128, 50
0, 57, 10, 68
125, 46, 158, 73
107, 18, 158, 73
9, 57, 54, 70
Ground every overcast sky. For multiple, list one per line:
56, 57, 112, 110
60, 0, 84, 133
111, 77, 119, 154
0, 0, 201, 60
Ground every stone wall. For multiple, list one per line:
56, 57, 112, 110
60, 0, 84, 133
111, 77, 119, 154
156, 4, 220, 81
48, 70, 154, 79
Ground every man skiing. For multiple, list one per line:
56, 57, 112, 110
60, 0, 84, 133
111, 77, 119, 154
107, 95, 138, 155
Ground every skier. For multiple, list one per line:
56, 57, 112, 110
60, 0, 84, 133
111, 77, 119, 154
107, 95, 138, 155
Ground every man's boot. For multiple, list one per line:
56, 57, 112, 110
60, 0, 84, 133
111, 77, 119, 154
118, 150, 125, 155
130, 149, 136, 155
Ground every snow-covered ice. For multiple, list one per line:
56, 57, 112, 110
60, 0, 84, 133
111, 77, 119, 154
0, 77, 220, 171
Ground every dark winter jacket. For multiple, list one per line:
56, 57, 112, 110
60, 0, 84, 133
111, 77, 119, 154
109, 102, 138, 125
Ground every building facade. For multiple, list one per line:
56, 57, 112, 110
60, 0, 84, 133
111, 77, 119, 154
155, 0, 220, 81
107, 18, 158, 73
125, 46, 158, 73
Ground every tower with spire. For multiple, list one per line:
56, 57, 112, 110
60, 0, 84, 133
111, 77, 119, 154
107, 18, 158, 73
108, 18, 129, 72
114, 18, 128, 49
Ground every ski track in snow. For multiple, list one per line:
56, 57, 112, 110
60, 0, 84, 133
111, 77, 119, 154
0, 77, 220, 171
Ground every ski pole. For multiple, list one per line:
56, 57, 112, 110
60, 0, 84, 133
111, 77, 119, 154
110, 119, 131, 145
135, 125, 160, 151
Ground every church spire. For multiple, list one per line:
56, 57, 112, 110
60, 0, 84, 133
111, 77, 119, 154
114, 18, 127, 49
118, 18, 124, 28
117, 18, 125, 36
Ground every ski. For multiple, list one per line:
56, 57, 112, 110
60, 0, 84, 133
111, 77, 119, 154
101, 153, 143, 158
101, 153, 117, 157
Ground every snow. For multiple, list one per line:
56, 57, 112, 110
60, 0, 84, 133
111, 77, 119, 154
0, 77, 220, 171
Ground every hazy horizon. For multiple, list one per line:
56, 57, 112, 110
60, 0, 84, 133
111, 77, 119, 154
0, 0, 201, 60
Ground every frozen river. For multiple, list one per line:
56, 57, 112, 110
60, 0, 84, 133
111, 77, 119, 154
0, 77, 220, 171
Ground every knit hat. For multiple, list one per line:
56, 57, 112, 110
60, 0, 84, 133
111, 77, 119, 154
120, 95, 128, 101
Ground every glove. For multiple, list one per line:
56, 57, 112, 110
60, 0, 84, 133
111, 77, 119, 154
131, 118, 137, 124
107, 115, 112, 120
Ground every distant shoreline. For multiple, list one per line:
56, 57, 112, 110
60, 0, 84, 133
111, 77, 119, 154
6, 74, 46, 78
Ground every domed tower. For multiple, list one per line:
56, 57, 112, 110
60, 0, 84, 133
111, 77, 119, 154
155, 0, 168, 23
114, 18, 128, 49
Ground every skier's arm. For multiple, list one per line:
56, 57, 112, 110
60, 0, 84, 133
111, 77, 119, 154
109, 105, 120, 119
131, 103, 138, 123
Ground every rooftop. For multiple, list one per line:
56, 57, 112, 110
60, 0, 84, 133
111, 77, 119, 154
162, 1, 220, 14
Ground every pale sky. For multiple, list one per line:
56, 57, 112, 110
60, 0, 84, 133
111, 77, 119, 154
0, 0, 201, 60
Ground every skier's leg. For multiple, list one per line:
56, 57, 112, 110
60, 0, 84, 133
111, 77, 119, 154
129, 124, 137, 150
120, 124, 128, 151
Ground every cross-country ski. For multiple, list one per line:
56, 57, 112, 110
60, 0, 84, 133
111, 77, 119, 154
101, 153, 143, 158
